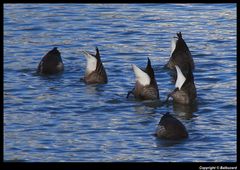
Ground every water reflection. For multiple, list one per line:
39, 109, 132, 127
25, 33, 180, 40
36, 73, 64, 81
142, 100, 163, 108
154, 136, 186, 147
84, 84, 106, 95
172, 102, 198, 119
133, 103, 158, 115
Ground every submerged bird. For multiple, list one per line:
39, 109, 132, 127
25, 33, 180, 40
155, 112, 188, 140
127, 58, 159, 100
37, 47, 64, 74
166, 64, 197, 104
165, 32, 194, 72
82, 47, 108, 84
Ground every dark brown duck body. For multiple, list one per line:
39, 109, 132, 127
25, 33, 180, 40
168, 65, 197, 104
171, 80, 197, 104
133, 83, 159, 100
155, 112, 188, 140
82, 47, 108, 84
37, 47, 64, 74
131, 58, 159, 100
166, 32, 195, 72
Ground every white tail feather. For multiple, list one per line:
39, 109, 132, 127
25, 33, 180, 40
170, 37, 178, 56
175, 65, 186, 90
82, 51, 97, 75
132, 64, 150, 86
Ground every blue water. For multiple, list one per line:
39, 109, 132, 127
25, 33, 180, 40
4, 4, 237, 162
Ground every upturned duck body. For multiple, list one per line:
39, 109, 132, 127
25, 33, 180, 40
155, 112, 188, 140
82, 47, 108, 84
37, 47, 64, 74
127, 58, 159, 100
166, 32, 194, 73
167, 64, 197, 104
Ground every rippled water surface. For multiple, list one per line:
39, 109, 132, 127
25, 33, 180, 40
4, 4, 237, 162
